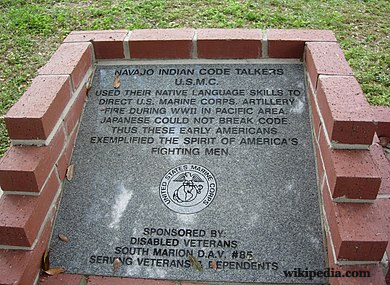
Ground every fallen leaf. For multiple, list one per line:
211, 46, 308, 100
211, 259, 217, 271
66, 164, 74, 181
188, 255, 203, 272
113, 75, 121, 89
113, 258, 121, 272
58, 233, 69, 243
79, 276, 88, 285
86, 74, 93, 91
44, 268, 65, 276
379, 136, 390, 147
42, 249, 50, 271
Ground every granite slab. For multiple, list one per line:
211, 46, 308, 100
50, 63, 326, 283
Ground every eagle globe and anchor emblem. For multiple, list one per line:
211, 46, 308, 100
173, 172, 203, 203
159, 164, 217, 214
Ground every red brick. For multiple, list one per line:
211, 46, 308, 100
376, 199, 390, 240
5, 76, 71, 140
370, 141, 390, 195
318, 130, 381, 199
56, 152, 68, 181
56, 127, 79, 181
386, 244, 390, 283
316, 76, 376, 145
40, 274, 87, 285
323, 184, 388, 262
87, 276, 176, 285
63, 85, 88, 136
180, 282, 210, 285
307, 78, 321, 141
0, 170, 59, 247
325, 233, 387, 285
372, 106, 390, 138
0, 209, 54, 285
65, 126, 78, 162
311, 82, 325, 185
64, 30, 128, 59
197, 29, 261, 58
314, 138, 325, 186
129, 29, 194, 59
39, 42, 92, 90
181, 283, 210, 285
268, 29, 336, 58
0, 127, 66, 192
305, 42, 353, 89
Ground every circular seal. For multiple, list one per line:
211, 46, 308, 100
159, 164, 217, 214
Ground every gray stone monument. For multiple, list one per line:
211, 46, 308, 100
50, 62, 326, 283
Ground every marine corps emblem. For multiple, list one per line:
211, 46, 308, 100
160, 164, 217, 214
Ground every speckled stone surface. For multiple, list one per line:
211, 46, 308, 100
50, 63, 326, 283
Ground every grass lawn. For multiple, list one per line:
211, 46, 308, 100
0, 0, 389, 156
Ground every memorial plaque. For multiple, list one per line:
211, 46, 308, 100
50, 62, 326, 283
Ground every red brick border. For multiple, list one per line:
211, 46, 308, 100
0, 29, 388, 285
316, 76, 376, 145
0, 127, 66, 193
372, 106, 390, 138
324, 234, 387, 285
267, 29, 337, 58
39, 42, 92, 90
197, 28, 262, 58
64, 30, 129, 59
0, 169, 60, 247
129, 29, 194, 59
322, 183, 388, 261
305, 42, 353, 90
5, 75, 72, 140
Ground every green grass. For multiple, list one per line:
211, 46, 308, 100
0, 0, 389, 156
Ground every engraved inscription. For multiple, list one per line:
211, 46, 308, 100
92, 65, 305, 157
50, 63, 326, 283
159, 164, 217, 214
